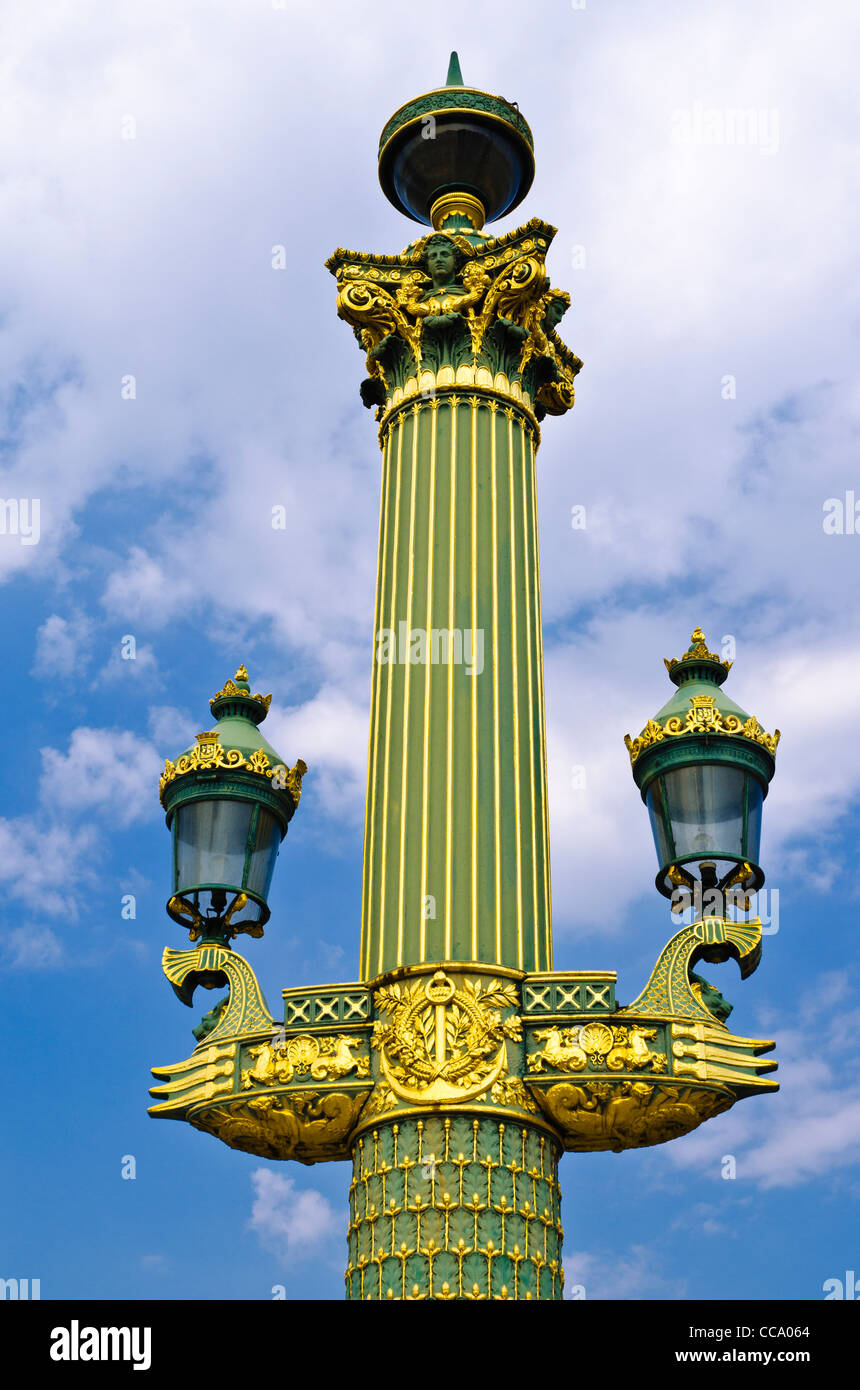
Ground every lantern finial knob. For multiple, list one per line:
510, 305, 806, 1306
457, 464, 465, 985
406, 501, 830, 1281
663, 626, 732, 683
209, 668, 272, 721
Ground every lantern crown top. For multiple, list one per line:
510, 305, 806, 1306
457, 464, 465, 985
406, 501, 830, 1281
210, 664, 272, 725
377, 53, 534, 230
624, 627, 780, 778
664, 627, 732, 687
158, 664, 306, 822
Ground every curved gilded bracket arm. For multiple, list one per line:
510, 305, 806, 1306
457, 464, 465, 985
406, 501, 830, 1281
620, 917, 763, 1024
522, 921, 776, 1153
150, 950, 374, 1158
161, 945, 274, 1040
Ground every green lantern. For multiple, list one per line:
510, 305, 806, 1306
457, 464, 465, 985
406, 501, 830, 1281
625, 629, 780, 905
158, 665, 307, 944
378, 50, 534, 233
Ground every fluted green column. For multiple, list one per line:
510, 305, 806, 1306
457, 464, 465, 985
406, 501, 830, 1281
362, 391, 552, 978
326, 53, 582, 1302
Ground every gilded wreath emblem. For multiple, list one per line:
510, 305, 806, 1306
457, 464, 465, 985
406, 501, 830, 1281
371, 970, 522, 1103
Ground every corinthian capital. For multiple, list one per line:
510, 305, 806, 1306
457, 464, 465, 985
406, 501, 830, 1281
326, 218, 583, 425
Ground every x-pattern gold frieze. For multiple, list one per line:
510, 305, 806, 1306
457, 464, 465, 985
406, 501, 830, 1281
522, 971, 616, 1017
283, 983, 372, 1027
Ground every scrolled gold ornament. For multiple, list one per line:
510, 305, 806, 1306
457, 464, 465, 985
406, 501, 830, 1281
157, 739, 307, 803
624, 698, 780, 766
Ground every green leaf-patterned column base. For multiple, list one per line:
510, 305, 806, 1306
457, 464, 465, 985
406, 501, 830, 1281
346, 1115, 563, 1301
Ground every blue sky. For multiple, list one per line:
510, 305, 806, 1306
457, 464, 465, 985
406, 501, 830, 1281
2, 0, 859, 1300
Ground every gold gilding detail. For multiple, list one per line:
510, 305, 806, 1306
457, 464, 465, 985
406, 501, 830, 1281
335, 233, 580, 423
430, 191, 486, 231
490, 1076, 540, 1114
159, 740, 307, 804
527, 1023, 668, 1076
168, 889, 261, 943
379, 382, 540, 452
669, 1017, 783, 1089
664, 626, 732, 674
346, 1117, 563, 1301
624, 702, 780, 766
149, 1042, 238, 1115
669, 1019, 778, 1087
327, 216, 549, 275
240, 1032, 370, 1090
372, 970, 522, 1103
191, 1091, 369, 1163
624, 916, 765, 1020
210, 666, 273, 712
533, 1080, 733, 1153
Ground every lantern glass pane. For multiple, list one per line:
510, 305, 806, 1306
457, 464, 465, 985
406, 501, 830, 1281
246, 808, 282, 900
745, 776, 764, 863
661, 764, 746, 861
175, 799, 253, 893
646, 778, 674, 866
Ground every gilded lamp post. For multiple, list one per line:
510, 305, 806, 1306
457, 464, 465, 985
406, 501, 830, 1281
149, 56, 782, 1301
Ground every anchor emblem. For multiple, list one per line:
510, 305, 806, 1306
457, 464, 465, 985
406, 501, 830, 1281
372, 969, 520, 1104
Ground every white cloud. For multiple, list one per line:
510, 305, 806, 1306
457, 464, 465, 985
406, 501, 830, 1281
669, 1202, 734, 1241
96, 640, 159, 685
266, 686, 370, 826
0, 722, 162, 933
1, 924, 64, 969
31, 612, 93, 680
563, 1242, 686, 1300
663, 974, 860, 1189
102, 548, 195, 630
249, 1167, 340, 1263
797, 971, 852, 1024
146, 704, 198, 755
0, 818, 99, 917
39, 727, 162, 828
318, 940, 346, 971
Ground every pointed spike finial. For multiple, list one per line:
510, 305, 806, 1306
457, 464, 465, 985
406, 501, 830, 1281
445, 51, 464, 87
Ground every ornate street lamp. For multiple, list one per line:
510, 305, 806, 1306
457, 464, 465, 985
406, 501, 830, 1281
151, 59, 783, 1305
158, 665, 306, 945
625, 628, 780, 907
